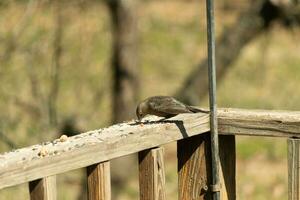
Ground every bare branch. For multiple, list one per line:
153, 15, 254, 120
175, 0, 300, 105
48, 0, 63, 127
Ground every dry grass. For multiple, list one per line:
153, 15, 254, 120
0, 1, 299, 199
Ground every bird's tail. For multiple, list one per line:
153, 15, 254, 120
186, 106, 209, 113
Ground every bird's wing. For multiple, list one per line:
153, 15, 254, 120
148, 96, 192, 114
186, 105, 210, 113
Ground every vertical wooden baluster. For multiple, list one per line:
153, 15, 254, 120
219, 135, 236, 200
288, 138, 300, 200
178, 133, 211, 200
87, 161, 111, 200
139, 147, 166, 200
29, 176, 57, 200
177, 133, 236, 200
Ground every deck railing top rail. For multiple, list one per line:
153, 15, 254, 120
1, 108, 300, 190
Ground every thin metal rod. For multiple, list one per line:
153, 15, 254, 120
205, 0, 220, 199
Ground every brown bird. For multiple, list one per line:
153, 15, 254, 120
136, 96, 208, 121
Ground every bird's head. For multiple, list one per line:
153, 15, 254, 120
136, 102, 148, 121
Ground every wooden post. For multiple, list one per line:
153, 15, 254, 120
177, 133, 236, 200
87, 161, 111, 200
178, 133, 211, 200
288, 138, 300, 200
219, 135, 236, 200
139, 147, 166, 200
29, 176, 56, 200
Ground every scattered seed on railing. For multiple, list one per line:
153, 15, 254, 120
42, 142, 50, 145
59, 135, 68, 142
38, 147, 48, 157
52, 139, 59, 145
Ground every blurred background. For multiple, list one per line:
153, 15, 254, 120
0, 0, 299, 199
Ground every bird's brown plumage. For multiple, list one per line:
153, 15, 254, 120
136, 96, 208, 120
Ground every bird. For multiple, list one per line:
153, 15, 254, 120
136, 96, 209, 121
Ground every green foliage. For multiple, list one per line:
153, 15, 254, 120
237, 137, 286, 161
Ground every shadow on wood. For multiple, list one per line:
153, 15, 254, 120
177, 133, 236, 200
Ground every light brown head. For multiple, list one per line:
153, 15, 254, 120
136, 101, 149, 121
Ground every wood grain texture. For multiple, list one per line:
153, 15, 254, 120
139, 147, 166, 200
0, 113, 209, 189
87, 161, 111, 200
218, 108, 300, 137
219, 135, 236, 200
1, 108, 300, 189
288, 138, 300, 200
177, 133, 211, 200
29, 176, 56, 200
177, 134, 236, 200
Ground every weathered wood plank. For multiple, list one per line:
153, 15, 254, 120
177, 133, 211, 200
0, 113, 209, 189
219, 135, 236, 200
288, 138, 300, 200
0, 108, 300, 189
29, 176, 56, 200
139, 147, 166, 200
177, 134, 236, 200
87, 161, 111, 200
218, 108, 300, 137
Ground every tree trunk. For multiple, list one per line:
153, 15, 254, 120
106, 0, 140, 199
175, 0, 297, 105
107, 0, 140, 124
48, 0, 63, 127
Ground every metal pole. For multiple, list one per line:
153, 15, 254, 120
205, 0, 220, 199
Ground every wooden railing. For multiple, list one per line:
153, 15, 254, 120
1, 108, 300, 200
